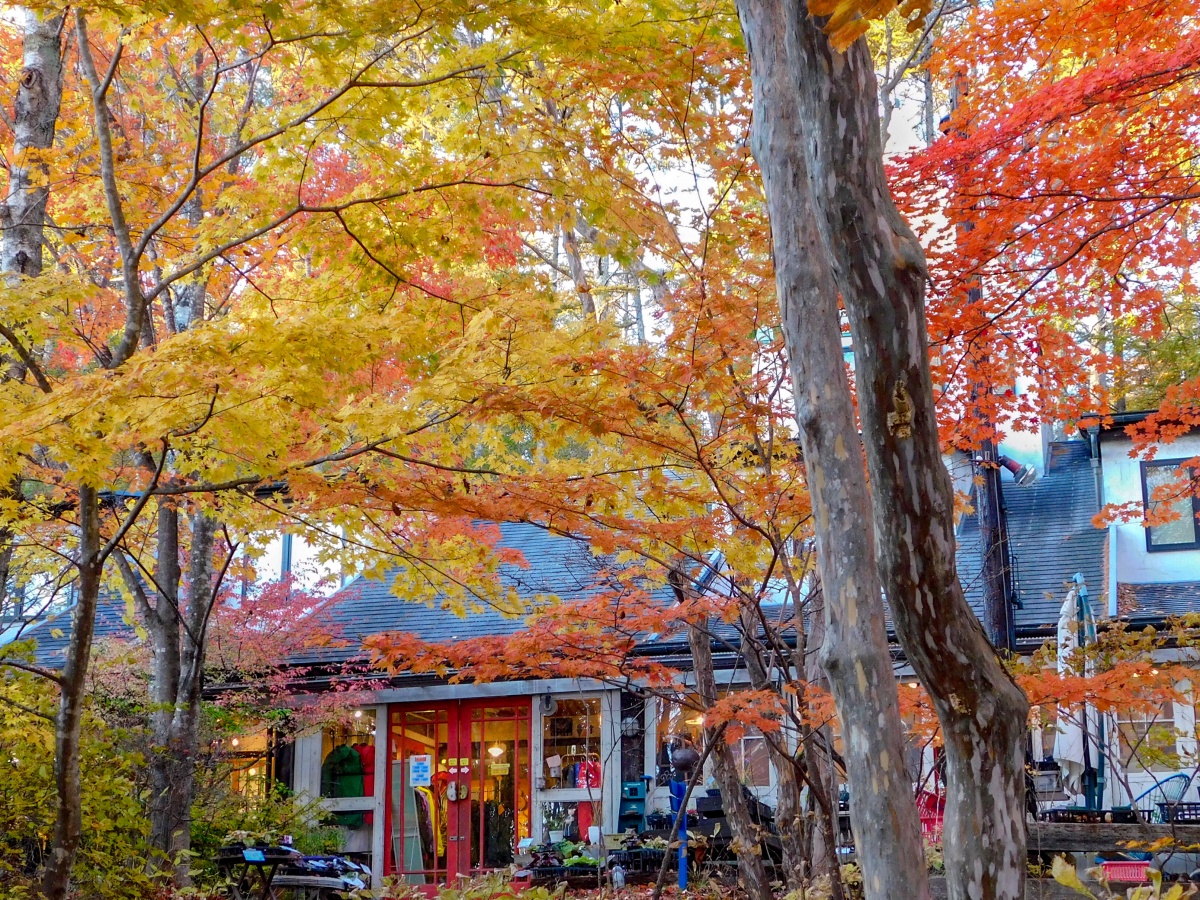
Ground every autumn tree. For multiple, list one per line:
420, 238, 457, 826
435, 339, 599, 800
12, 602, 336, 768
0, 0, 577, 891
735, 2, 1032, 899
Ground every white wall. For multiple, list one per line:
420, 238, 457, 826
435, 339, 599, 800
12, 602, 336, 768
1102, 433, 1200, 584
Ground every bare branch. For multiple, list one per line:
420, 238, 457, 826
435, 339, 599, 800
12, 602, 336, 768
0, 657, 64, 685
0, 323, 52, 393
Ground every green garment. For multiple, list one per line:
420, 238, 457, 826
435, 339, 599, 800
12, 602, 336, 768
321, 744, 366, 828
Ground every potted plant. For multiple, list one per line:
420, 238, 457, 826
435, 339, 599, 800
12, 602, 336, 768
545, 805, 568, 844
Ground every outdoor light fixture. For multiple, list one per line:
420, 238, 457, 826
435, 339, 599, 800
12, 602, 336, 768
354, 710, 363, 719
488, 745, 505, 758
685, 716, 704, 726
1152, 668, 1160, 675
907, 682, 918, 688
232, 738, 240, 747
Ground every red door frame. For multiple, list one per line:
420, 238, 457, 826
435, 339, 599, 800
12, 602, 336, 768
384, 698, 532, 889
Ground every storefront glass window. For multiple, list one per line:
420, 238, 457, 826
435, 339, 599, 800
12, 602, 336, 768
321, 709, 377, 829
227, 730, 272, 798
542, 699, 601, 790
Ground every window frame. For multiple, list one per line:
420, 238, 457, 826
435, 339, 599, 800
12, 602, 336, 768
1140, 459, 1200, 553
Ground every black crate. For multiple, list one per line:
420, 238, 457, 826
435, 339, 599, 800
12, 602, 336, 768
530, 866, 568, 883
1161, 802, 1200, 823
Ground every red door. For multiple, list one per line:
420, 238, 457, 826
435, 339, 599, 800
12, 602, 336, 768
386, 700, 531, 889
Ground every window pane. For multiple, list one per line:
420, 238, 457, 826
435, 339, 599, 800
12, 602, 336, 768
540, 800, 599, 843
1146, 465, 1197, 547
654, 695, 704, 785
321, 709, 377, 802
738, 735, 771, 787
542, 699, 601, 789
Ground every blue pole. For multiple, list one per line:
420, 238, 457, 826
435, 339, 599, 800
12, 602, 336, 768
678, 812, 687, 890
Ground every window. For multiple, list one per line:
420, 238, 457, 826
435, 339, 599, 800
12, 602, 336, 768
1142, 460, 1200, 552
734, 733, 771, 787
321, 709, 377, 829
542, 699, 601, 790
1117, 703, 1179, 770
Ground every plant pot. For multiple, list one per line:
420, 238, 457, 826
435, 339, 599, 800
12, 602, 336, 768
550, 830, 565, 843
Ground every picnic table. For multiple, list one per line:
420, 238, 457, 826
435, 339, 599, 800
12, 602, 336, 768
215, 845, 369, 899
217, 845, 303, 899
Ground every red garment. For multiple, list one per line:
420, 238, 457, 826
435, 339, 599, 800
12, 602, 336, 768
577, 760, 601, 789
577, 801, 594, 838
353, 744, 375, 825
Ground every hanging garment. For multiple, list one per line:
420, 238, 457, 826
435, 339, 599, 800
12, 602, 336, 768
321, 744, 365, 828
576, 801, 595, 838
353, 744, 375, 825
414, 786, 436, 866
577, 760, 602, 789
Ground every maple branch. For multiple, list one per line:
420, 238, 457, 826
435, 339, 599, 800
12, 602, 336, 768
98, 440, 169, 564
142, 177, 541, 305
112, 550, 155, 623
76, 13, 146, 370
0, 324, 52, 393
131, 28, 499, 258
878, 0, 945, 100
0, 657, 63, 686
0, 691, 56, 721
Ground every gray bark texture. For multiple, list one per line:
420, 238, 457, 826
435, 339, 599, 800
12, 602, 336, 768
738, 3, 1033, 898
734, 3, 931, 899
117, 509, 220, 879
1, 10, 63, 279
41, 487, 100, 900
688, 622, 774, 900
798, 579, 843, 894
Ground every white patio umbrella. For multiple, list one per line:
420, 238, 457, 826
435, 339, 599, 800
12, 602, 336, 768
1053, 576, 1127, 808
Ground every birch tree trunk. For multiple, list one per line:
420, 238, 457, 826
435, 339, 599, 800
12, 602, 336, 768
1, 9, 63, 280
41, 487, 100, 900
739, 3, 1032, 897
734, 3, 930, 898
688, 622, 774, 900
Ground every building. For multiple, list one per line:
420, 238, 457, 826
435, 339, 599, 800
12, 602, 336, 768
8, 418, 1200, 882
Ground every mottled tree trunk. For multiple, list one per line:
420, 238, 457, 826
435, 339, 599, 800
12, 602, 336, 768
800, 578, 842, 892
41, 487, 100, 900
688, 622, 774, 900
118, 509, 219, 881
734, 3, 931, 899
1, 9, 63, 279
147, 505, 183, 865
748, 4, 1032, 898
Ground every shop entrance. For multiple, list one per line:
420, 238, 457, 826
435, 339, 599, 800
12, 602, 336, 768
386, 701, 532, 889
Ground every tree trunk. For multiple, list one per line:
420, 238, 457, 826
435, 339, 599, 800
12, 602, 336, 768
41, 486, 100, 900
799, 577, 842, 893
147, 504, 183, 866
763, 5, 1032, 898
688, 622, 774, 900
739, 608, 806, 888
734, 3, 931, 899
167, 512, 218, 871
1, 9, 63, 279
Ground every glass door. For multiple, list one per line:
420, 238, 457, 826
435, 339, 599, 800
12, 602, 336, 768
388, 700, 532, 887
388, 706, 454, 886
462, 704, 532, 874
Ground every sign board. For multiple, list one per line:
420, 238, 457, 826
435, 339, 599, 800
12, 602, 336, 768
409, 754, 432, 787
489, 763, 510, 776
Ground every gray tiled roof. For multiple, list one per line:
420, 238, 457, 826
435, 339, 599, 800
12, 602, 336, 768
291, 523, 612, 665
956, 440, 1107, 633
12, 595, 136, 667
1122, 581, 1200, 618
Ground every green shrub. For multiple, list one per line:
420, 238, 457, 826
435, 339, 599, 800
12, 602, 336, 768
0, 669, 157, 900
